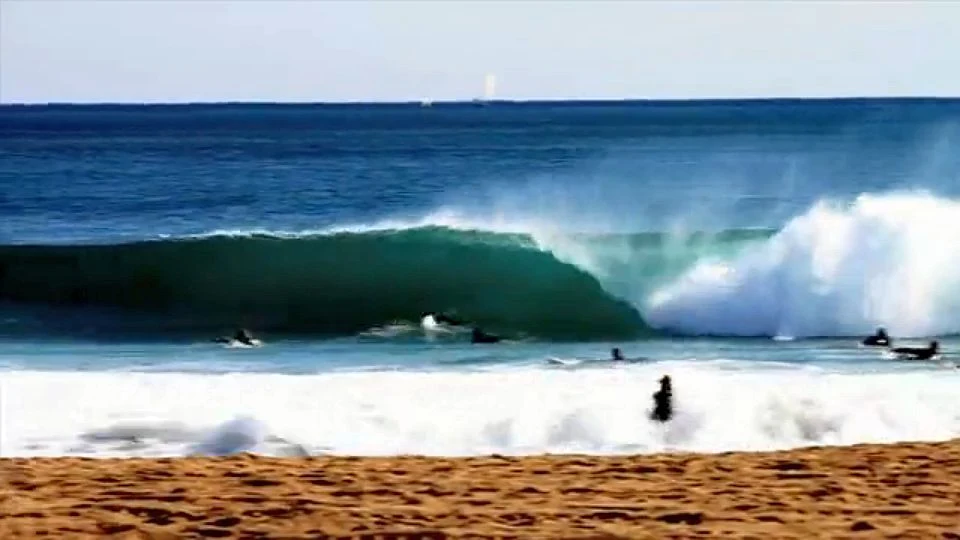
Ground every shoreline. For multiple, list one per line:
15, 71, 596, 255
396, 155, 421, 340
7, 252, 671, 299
3, 440, 960, 538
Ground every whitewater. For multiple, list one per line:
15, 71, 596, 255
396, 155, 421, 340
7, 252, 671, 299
643, 191, 960, 338
6, 359, 960, 458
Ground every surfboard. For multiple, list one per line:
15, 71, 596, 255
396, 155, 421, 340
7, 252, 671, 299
421, 314, 469, 335
225, 339, 262, 349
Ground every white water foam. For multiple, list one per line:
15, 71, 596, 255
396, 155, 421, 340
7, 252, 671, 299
645, 192, 960, 337
4, 362, 960, 458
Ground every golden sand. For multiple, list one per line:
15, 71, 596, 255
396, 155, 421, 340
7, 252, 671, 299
3, 440, 960, 538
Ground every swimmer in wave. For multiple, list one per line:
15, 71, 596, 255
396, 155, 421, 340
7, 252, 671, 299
890, 340, 939, 361
431, 312, 466, 326
471, 327, 501, 344
214, 328, 258, 347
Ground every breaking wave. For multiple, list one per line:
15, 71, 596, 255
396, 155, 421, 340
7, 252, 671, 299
3, 192, 959, 340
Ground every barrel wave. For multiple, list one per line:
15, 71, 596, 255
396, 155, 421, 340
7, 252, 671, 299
0, 227, 650, 340
6, 192, 951, 341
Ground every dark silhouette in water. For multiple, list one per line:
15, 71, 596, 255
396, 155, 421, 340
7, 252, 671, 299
862, 327, 890, 347
611, 347, 625, 361
214, 328, 257, 346
650, 375, 673, 423
432, 312, 466, 326
471, 328, 501, 344
891, 340, 939, 360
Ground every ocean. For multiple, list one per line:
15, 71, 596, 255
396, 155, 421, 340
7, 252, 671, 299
2, 98, 960, 458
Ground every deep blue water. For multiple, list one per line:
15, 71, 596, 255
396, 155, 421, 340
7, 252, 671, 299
4, 99, 959, 244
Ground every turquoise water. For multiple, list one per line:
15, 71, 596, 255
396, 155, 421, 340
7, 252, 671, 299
4, 336, 956, 373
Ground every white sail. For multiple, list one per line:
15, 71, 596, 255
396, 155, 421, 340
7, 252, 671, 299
483, 73, 496, 101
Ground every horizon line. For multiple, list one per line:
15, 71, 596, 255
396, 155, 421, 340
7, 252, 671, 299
2, 95, 959, 107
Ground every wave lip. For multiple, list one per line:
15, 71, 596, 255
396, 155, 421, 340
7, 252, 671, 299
0, 226, 646, 341
645, 192, 960, 338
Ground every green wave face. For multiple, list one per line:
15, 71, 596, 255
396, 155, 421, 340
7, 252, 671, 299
0, 227, 692, 340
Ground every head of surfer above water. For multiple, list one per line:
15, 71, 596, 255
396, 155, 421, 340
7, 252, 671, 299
910, 340, 940, 355
471, 327, 500, 344
917, 340, 940, 359
433, 313, 464, 326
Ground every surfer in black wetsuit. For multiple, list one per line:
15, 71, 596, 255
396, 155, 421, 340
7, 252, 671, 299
234, 329, 257, 346
611, 347, 625, 361
471, 327, 501, 344
651, 375, 673, 423
433, 312, 465, 326
214, 328, 256, 346
862, 327, 890, 347
891, 340, 939, 361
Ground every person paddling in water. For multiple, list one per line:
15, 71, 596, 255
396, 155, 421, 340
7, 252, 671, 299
433, 312, 466, 326
891, 340, 939, 361
862, 327, 890, 347
471, 327, 501, 344
214, 328, 257, 346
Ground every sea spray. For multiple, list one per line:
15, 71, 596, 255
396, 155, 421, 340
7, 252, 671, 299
645, 192, 960, 337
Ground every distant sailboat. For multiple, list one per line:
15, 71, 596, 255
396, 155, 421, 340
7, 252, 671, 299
484, 73, 496, 101
474, 73, 496, 106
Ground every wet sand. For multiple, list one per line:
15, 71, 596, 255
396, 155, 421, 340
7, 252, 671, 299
3, 440, 960, 539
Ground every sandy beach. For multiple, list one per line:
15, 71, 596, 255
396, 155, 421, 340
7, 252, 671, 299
3, 440, 960, 539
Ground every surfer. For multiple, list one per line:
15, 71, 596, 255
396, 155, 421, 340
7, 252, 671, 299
862, 327, 891, 347
650, 375, 673, 423
471, 327, 501, 344
611, 347, 625, 361
214, 328, 257, 346
433, 312, 466, 326
890, 340, 939, 361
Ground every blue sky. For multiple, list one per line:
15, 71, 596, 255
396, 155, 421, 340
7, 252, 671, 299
2, 1, 959, 103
